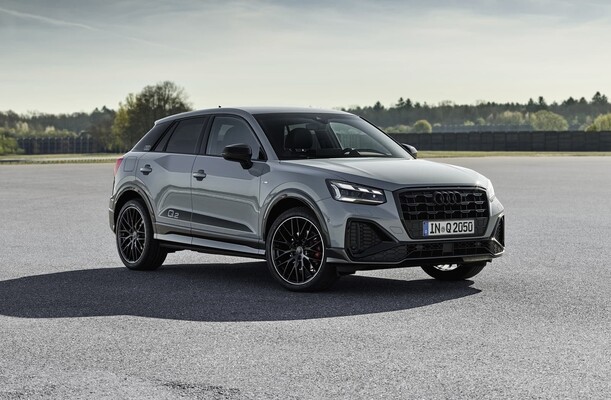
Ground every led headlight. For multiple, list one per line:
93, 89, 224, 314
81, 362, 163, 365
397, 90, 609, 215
327, 180, 386, 205
486, 179, 496, 201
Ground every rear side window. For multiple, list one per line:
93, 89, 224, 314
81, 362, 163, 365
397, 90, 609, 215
164, 117, 207, 154
132, 121, 171, 152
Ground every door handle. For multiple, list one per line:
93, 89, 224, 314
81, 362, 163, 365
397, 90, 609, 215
140, 164, 152, 175
192, 170, 207, 181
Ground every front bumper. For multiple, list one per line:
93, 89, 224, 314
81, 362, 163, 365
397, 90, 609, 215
318, 191, 505, 271
327, 215, 504, 270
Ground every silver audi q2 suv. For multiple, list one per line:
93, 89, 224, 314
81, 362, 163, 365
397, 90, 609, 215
109, 107, 504, 291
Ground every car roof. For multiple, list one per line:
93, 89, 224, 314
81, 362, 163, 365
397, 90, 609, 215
156, 106, 353, 124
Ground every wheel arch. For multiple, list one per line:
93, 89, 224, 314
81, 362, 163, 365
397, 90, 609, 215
113, 186, 156, 231
262, 193, 330, 244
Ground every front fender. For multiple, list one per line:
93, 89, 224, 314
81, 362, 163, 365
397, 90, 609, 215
260, 188, 331, 244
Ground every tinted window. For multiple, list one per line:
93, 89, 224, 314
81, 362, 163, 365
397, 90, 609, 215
165, 118, 206, 154
205, 116, 263, 160
132, 121, 171, 152
255, 113, 409, 160
330, 121, 389, 154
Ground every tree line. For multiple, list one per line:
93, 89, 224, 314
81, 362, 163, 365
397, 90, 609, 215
344, 92, 611, 133
2, 82, 611, 155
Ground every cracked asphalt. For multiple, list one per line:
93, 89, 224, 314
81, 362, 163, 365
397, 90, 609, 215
0, 157, 609, 399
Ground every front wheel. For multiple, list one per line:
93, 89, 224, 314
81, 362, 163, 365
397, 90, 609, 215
265, 207, 338, 291
116, 199, 167, 270
421, 262, 486, 281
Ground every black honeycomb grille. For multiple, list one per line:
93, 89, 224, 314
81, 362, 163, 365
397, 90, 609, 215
346, 221, 397, 259
396, 187, 490, 239
347, 221, 384, 252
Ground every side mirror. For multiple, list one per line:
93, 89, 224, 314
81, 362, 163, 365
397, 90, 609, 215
401, 143, 418, 159
222, 143, 253, 169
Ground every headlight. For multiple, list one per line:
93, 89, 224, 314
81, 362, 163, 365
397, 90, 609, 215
486, 179, 496, 201
327, 180, 386, 205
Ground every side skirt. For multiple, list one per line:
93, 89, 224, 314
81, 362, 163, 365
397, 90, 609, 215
154, 233, 265, 259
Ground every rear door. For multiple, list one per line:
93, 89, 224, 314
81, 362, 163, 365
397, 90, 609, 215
136, 116, 208, 239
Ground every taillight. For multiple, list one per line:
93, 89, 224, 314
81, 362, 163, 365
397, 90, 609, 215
114, 157, 124, 176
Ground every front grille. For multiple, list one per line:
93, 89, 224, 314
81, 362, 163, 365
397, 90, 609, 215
396, 187, 490, 239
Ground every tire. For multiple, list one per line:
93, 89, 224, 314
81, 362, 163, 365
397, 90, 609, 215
115, 199, 167, 271
265, 207, 338, 291
421, 262, 486, 281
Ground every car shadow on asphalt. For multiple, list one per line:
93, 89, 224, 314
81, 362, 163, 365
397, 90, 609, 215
0, 262, 481, 321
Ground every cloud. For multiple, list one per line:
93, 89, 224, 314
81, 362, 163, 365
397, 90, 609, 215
0, 6, 98, 31
0, 5, 187, 53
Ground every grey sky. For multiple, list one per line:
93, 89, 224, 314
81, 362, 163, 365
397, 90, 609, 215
1, 0, 610, 113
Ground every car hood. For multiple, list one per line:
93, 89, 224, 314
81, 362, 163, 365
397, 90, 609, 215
283, 158, 488, 190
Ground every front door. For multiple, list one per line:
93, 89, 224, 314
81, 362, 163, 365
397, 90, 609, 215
190, 115, 266, 250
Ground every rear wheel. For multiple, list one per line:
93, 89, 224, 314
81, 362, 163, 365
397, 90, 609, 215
116, 199, 167, 270
421, 262, 486, 281
266, 207, 337, 291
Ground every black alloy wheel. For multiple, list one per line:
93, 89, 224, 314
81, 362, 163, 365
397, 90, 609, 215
266, 207, 337, 291
116, 199, 167, 270
421, 262, 486, 281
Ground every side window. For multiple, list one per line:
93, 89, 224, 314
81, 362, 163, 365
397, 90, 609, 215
205, 116, 263, 160
132, 121, 171, 152
164, 117, 206, 154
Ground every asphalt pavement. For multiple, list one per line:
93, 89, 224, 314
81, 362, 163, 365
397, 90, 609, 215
0, 158, 609, 399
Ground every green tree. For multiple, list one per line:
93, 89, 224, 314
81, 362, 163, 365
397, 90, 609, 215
411, 119, 432, 133
591, 91, 609, 105
495, 111, 526, 125
385, 124, 410, 133
562, 97, 577, 106
585, 113, 611, 132
529, 110, 569, 131
0, 129, 20, 155
372, 101, 384, 111
526, 98, 537, 113
90, 114, 116, 151
112, 81, 192, 150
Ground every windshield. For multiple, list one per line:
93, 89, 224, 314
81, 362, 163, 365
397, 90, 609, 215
254, 113, 411, 160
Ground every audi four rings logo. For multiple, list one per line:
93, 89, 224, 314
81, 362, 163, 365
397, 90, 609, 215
433, 191, 463, 205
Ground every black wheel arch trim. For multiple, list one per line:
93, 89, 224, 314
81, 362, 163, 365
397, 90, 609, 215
112, 184, 157, 232
261, 190, 331, 244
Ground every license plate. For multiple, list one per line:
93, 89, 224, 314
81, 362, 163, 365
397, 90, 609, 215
423, 220, 474, 236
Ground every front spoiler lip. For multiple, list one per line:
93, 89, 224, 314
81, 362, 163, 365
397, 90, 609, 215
326, 239, 504, 269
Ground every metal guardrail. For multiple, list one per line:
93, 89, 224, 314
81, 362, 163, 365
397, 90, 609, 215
16, 137, 105, 155
390, 131, 611, 151
11, 131, 611, 155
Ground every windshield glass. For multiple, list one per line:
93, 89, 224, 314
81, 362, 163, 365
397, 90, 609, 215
254, 113, 411, 160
